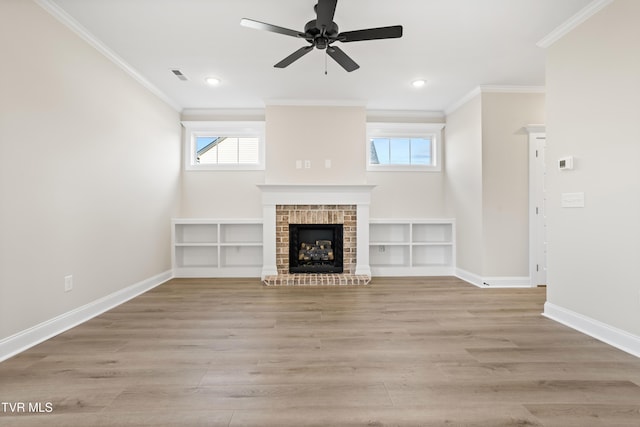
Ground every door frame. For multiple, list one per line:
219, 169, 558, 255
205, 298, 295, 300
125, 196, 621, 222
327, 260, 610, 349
526, 125, 546, 287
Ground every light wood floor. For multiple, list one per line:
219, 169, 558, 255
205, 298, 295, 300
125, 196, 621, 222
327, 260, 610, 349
1, 277, 640, 426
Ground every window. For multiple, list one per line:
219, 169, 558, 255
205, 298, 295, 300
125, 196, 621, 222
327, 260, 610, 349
182, 121, 265, 171
370, 137, 432, 166
367, 122, 444, 172
196, 137, 259, 165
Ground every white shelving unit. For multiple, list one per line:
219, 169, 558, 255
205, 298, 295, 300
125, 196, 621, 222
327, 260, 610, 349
172, 219, 263, 278
369, 219, 455, 276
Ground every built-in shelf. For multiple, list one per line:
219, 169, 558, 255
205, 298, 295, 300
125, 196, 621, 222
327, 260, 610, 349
172, 219, 263, 278
369, 219, 455, 276
173, 217, 454, 278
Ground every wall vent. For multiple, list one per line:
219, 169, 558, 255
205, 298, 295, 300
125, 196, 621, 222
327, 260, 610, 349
171, 69, 188, 81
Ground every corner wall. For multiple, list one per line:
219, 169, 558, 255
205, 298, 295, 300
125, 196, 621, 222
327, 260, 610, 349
445, 90, 544, 283
0, 1, 181, 341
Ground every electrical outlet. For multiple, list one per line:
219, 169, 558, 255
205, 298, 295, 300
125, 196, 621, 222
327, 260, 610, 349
64, 275, 73, 292
304, 160, 311, 169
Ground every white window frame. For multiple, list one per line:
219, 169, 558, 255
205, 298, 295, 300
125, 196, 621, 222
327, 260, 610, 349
182, 121, 265, 171
366, 122, 445, 172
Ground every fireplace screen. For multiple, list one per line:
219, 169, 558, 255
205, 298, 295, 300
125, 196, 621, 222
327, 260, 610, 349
289, 224, 344, 273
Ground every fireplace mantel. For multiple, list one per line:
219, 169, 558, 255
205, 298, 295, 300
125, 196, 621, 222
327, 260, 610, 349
258, 184, 375, 280
257, 184, 376, 205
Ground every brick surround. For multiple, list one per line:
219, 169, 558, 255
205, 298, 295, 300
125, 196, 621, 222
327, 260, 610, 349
258, 184, 375, 284
276, 204, 357, 275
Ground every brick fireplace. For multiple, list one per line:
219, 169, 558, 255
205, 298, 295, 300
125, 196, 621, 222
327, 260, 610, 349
277, 205, 354, 274
258, 185, 374, 285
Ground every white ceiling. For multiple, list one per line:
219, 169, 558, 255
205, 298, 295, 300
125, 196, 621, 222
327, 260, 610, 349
45, 0, 593, 112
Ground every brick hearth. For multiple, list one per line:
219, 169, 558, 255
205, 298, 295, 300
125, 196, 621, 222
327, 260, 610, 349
263, 273, 371, 286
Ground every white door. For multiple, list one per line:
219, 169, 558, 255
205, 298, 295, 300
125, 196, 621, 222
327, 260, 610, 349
527, 127, 547, 286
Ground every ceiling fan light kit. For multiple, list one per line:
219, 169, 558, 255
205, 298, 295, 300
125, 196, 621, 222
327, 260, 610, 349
240, 0, 403, 72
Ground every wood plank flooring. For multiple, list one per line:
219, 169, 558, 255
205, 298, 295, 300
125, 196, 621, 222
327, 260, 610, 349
1, 277, 640, 426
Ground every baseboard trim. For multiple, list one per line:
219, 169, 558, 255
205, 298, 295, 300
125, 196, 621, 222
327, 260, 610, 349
543, 302, 640, 358
455, 269, 532, 288
455, 268, 485, 287
0, 270, 173, 363
482, 276, 532, 288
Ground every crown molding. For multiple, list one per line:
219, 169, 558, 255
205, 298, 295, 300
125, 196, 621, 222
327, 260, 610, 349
366, 109, 445, 121
479, 85, 546, 94
536, 0, 615, 48
35, 0, 182, 112
182, 108, 445, 122
445, 85, 546, 116
180, 108, 266, 121
444, 87, 482, 116
265, 99, 368, 107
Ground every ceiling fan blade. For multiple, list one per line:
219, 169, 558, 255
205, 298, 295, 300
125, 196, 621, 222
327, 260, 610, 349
327, 46, 359, 72
316, 0, 338, 30
274, 46, 314, 68
240, 18, 304, 38
339, 25, 403, 43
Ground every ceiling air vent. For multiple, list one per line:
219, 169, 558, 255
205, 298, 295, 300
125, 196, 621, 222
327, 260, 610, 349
171, 69, 188, 81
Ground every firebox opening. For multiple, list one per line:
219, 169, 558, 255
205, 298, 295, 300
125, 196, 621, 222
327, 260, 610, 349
289, 224, 344, 274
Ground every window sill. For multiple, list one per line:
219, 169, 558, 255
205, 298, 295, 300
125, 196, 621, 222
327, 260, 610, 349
185, 164, 265, 172
367, 165, 441, 172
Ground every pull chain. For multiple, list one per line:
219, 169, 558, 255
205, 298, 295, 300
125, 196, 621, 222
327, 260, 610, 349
325, 50, 328, 75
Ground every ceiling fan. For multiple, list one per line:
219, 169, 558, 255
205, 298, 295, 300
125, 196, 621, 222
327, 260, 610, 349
240, 0, 403, 72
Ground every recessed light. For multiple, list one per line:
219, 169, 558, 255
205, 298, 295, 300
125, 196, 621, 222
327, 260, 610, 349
205, 77, 221, 86
412, 79, 426, 88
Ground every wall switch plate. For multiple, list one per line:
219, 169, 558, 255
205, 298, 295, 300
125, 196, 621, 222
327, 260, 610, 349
325, 159, 332, 169
561, 192, 585, 208
295, 160, 302, 169
64, 275, 73, 292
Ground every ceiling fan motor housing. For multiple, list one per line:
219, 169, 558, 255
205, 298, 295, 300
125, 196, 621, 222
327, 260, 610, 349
304, 20, 339, 49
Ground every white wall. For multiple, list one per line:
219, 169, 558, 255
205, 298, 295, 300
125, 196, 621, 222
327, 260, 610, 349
445, 95, 484, 275
367, 172, 446, 218
181, 170, 265, 217
0, 1, 181, 340
545, 0, 640, 335
265, 105, 367, 185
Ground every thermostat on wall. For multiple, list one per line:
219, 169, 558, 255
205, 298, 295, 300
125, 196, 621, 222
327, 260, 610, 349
558, 156, 574, 170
